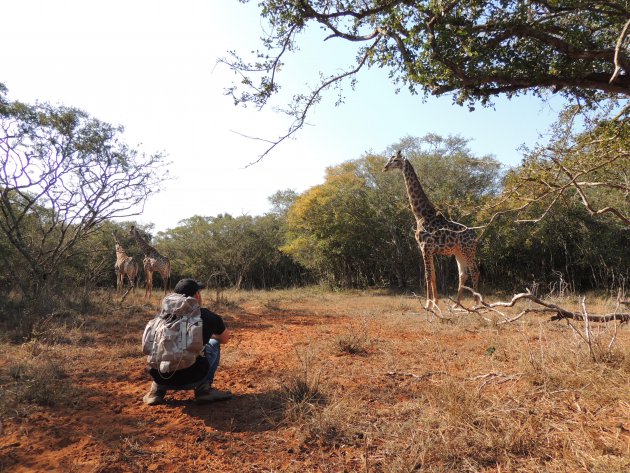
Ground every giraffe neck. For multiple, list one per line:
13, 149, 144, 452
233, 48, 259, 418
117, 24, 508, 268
132, 229, 161, 258
402, 158, 437, 225
115, 245, 130, 260
112, 233, 131, 261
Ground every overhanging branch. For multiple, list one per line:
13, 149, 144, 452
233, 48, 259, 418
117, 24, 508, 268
241, 35, 383, 166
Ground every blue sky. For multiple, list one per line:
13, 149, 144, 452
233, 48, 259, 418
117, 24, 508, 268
1, 0, 567, 231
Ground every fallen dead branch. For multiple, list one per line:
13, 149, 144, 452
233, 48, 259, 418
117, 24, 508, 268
120, 287, 132, 303
385, 370, 521, 393
458, 287, 630, 325
386, 370, 448, 381
470, 371, 522, 392
417, 293, 496, 323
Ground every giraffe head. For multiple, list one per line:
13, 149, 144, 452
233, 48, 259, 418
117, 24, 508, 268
383, 149, 405, 172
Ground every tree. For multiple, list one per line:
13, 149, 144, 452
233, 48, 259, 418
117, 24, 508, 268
495, 105, 630, 228
224, 0, 630, 158
268, 189, 299, 216
479, 197, 630, 292
157, 213, 306, 290
0, 85, 168, 295
60, 221, 140, 294
283, 161, 384, 286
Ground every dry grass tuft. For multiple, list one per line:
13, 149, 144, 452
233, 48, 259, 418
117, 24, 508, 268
277, 349, 327, 422
335, 317, 373, 355
29, 311, 94, 346
1, 341, 80, 418
272, 348, 366, 449
299, 398, 364, 448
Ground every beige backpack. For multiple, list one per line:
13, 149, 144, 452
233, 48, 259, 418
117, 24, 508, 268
142, 293, 204, 374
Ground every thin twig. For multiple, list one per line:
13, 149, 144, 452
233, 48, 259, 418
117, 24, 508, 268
580, 297, 597, 362
241, 35, 383, 166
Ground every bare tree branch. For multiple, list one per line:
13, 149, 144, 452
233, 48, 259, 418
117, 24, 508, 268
0, 96, 168, 290
242, 35, 383, 166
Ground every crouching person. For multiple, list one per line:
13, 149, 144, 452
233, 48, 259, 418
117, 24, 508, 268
142, 278, 232, 405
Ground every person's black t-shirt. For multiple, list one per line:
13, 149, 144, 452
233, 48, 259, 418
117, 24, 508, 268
148, 308, 226, 387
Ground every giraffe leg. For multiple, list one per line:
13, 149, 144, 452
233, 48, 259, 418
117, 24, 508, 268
469, 260, 480, 303
422, 254, 430, 309
455, 256, 469, 307
116, 271, 123, 293
162, 271, 170, 294
164, 264, 171, 293
429, 260, 438, 307
145, 270, 153, 298
131, 264, 139, 292
423, 253, 438, 309
120, 272, 133, 301
126, 273, 133, 291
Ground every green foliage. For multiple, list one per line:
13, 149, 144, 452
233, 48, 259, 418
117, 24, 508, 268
482, 188, 630, 292
0, 220, 144, 340
474, 105, 630, 292
283, 161, 385, 286
156, 213, 306, 290
501, 106, 630, 229
279, 131, 627, 293
227, 1, 629, 117
268, 188, 299, 216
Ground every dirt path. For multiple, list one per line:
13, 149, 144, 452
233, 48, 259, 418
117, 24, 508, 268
1, 296, 366, 472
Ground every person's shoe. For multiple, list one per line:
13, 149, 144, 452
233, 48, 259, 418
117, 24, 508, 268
194, 382, 232, 404
143, 382, 167, 406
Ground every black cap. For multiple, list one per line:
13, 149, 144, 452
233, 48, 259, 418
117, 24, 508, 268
173, 278, 206, 297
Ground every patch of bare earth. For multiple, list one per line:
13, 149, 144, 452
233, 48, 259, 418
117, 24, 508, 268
1, 289, 629, 472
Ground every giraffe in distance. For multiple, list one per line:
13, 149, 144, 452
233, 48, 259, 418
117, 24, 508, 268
129, 225, 171, 298
112, 229, 139, 295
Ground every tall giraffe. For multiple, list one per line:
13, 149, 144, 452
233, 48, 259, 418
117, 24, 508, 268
383, 150, 480, 308
112, 230, 139, 294
129, 225, 171, 297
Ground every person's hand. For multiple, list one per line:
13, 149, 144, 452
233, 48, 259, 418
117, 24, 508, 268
212, 329, 230, 344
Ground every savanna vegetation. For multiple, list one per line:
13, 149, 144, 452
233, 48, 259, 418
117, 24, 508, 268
1, 85, 629, 341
